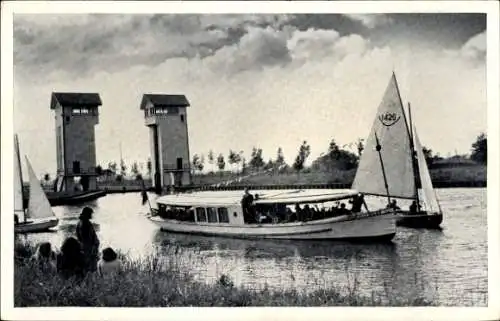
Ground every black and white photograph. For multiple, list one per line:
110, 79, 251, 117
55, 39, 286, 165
1, 1, 499, 320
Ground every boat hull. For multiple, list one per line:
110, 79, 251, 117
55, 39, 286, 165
149, 211, 396, 242
23, 190, 107, 207
15, 217, 59, 234
395, 211, 443, 229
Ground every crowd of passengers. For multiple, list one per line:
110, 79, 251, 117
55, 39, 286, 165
155, 189, 418, 224
240, 188, 367, 224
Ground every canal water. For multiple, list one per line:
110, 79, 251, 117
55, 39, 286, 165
21, 188, 487, 306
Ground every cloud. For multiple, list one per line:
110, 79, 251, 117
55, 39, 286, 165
344, 14, 393, 29
205, 26, 292, 75
13, 14, 294, 79
443, 30, 486, 65
12, 14, 487, 175
460, 31, 486, 60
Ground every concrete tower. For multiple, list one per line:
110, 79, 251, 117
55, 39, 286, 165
140, 94, 192, 192
51, 92, 102, 192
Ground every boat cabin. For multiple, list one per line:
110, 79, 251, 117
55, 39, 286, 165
153, 189, 364, 226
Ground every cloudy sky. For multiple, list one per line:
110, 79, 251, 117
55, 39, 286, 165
13, 13, 486, 175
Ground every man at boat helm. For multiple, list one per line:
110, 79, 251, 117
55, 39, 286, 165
241, 188, 255, 218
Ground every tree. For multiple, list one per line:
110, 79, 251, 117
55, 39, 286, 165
236, 151, 243, 173
217, 153, 226, 173
131, 161, 139, 175
228, 150, 238, 172
120, 159, 127, 176
471, 133, 487, 164
421, 146, 434, 166
192, 154, 204, 173
207, 149, 215, 173
107, 161, 117, 174
249, 147, 265, 170
293, 141, 311, 173
276, 147, 285, 168
264, 158, 274, 170
356, 139, 364, 157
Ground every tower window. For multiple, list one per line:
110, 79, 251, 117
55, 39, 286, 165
180, 114, 185, 122
73, 161, 81, 174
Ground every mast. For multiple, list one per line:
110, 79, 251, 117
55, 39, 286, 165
15, 134, 27, 222
392, 72, 419, 205
374, 132, 391, 204
407, 103, 421, 208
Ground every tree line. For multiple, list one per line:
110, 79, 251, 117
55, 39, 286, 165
41, 132, 487, 183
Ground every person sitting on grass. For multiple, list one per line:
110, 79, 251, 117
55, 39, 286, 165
31, 242, 57, 273
56, 237, 86, 279
97, 247, 122, 276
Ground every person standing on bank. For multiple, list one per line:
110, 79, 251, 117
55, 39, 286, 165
76, 206, 100, 272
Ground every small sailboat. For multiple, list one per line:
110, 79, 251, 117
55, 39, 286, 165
352, 72, 443, 229
397, 122, 443, 228
14, 134, 59, 233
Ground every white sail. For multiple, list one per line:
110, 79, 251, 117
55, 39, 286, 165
413, 128, 441, 213
25, 156, 55, 220
352, 72, 416, 199
14, 135, 25, 216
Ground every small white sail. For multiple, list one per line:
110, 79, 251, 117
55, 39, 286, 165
14, 135, 25, 216
25, 156, 54, 220
413, 128, 441, 213
352, 72, 416, 199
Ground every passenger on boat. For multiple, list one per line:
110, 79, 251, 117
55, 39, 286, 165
56, 237, 86, 279
76, 207, 100, 272
14, 214, 19, 225
241, 188, 255, 218
98, 247, 121, 276
31, 242, 57, 273
387, 200, 401, 210
295, 204, 303, 221
409, 201, 418, 215
337, 203, 350, 216
350, 193, 365, 213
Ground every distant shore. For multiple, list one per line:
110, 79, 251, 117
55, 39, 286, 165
14, 240, 435, 307
98, 164, 486, 192
28, 164, 485, 198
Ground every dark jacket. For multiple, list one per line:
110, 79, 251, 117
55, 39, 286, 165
76, 219, 99, 253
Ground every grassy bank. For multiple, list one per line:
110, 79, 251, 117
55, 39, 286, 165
192, 165, 487, 187
15, 240, 435, 307
93, 164, 486, 192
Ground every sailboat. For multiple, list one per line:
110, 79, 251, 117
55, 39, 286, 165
14, 134, 59, 233
352, 72, 443, 229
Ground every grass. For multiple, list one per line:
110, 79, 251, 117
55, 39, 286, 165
14, 240, 437, 307
192, 165, 486, 187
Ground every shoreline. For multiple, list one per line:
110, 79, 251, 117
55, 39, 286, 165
14, 240, 436, 307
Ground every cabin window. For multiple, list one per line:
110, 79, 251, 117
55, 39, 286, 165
218, 208, 229, 223
168, 107, 179, 114
207, 207, 218, 223
195, 207, 207, 222
72, 108, 81, 115
80, 107, 89, 114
